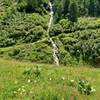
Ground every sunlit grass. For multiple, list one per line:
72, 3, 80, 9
0, 58, 100, 100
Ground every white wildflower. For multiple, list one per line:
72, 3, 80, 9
30, 91, 33, 94
14, 80, 18, 84
28, 79, 31, 83
70, 80, 74, 82
20, 92, 23, 95
14, 91, 17, 94
22, 86, 25, 88
91, 87, 96, 93
49, 78, 52, 81
18, 88, 21, 91
22, 89, 25, 92
61, 77, 65, 80
34, 80, 37, 83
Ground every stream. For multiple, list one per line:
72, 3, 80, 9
47, 1, 59, 66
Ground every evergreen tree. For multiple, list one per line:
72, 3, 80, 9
97, 0, 100, 16
63, 0, 70, 17
68, 2, 78, 22
54, 0, 63, 22
88, 0, 95, 16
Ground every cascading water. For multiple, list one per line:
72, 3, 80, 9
47, 1, 59, 66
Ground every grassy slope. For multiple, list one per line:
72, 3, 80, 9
0, 0, 100, 65
0, 58, 100, 100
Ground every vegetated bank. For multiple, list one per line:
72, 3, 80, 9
0, 0, 100, 66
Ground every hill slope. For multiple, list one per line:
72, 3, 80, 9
0, 0, 100, 65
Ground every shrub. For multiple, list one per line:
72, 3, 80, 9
78, 80, 96, 95
67, 79, 75, 87
50, 24, 63, 36
59, 29, 100, 64
59, 19, 71, 32
0, 38, 16, 47
34, 66, 41, 78
24, 26, 44, 43
9, 48, 20, 56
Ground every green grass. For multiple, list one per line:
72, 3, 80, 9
0, 58, 100, 100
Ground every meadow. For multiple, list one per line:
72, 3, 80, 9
0, 58, 100, 100
0, 0, 100, 99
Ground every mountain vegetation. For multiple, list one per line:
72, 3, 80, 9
0, 0, 100, 65
0, 0, 100, 99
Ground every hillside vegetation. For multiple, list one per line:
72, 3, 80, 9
0, 0, 100, 100
0, 0, 100, 65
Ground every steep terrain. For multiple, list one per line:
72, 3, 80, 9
0, 0, 100, 65
0, 0, 100, 99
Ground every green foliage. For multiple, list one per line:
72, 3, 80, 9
0, 0, 100, 65
0, 38, 16, 47
9, 48, 20, 56
68, 2, 78, 22
67, 80, 75, 87
0, 58, 98, 100
25, 26, 45, 43
50, 24, 63, 36
59, 29, 100, 64
78, 80, 96, 95
59, 19, 71, 32
0, 12, 48, 45
8, 40, 53, 63
34, 66, 41, 78
17, 0, 48, 14
63, 0, 70, 17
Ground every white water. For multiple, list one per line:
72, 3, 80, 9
47, 1, 59, 66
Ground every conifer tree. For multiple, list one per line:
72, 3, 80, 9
88, 0, 95, 16
63, 0, 70, 17
68, 2, 78, 22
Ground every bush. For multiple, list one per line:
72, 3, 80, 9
78, 80, 96, 95
17, 0, 48, 13
59, 29, 100, 64
59, 19, 71, 32
50, 24, 63, 36
34, 66, 41, 78
24, 26, 45, 43
9, 48, 20, 57
0, 38, 16, 47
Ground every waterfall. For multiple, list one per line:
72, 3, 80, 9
47, 1, 59, 66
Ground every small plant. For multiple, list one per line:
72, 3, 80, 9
22, 68, 32, 75
78, 80, 96, 95
67, 79, 75, 87
34, 66, 41, 77
22, 68, 33, 82
9, 48, 20, 56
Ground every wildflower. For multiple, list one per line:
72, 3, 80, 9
91, 87, 96, 93
22, 89, 25, 92
28, 79, 31, 83
14, 91, 17, 94
18, 88, 21, 91
38, 67, 41, 71
20, 92, 23, 95
61, 77, 65, 80
61, 98, 64, 100
30, 91, 33, 94
49, 78, 52, 81
70, 80, 74, 82
34, 80, 37, 83
14, 80, 18, 84
22, 86, 25, 88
